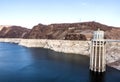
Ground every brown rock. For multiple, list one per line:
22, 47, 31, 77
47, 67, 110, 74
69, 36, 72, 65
65, 33, 87, 40
0, 21, 120, 40
26, 21, 120, 40
0, 26, 30, 38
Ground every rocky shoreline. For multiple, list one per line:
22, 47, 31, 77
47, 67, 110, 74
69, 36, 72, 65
0, 38, 120, 70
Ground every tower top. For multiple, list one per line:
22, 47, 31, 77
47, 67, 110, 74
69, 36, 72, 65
93, 28, 104, 40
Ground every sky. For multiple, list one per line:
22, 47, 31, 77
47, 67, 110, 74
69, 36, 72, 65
0, 0, 120, 28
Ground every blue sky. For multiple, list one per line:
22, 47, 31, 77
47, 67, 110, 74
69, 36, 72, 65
0, 0, 119, 28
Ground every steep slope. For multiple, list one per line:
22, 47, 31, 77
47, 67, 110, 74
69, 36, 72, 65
0, 25, 10, 31
0, 26, 30, 38
26, 21, 120, 40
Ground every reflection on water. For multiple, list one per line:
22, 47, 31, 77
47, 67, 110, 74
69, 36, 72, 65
90, 71, 105, 82
0, 43, 120, 82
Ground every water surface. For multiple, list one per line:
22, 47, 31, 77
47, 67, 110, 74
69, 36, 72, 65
0, 43, 120, 82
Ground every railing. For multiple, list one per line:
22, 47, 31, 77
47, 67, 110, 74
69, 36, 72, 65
105, 39, 120, 42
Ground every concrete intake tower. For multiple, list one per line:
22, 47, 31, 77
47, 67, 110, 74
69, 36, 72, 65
90, 29, 106, 72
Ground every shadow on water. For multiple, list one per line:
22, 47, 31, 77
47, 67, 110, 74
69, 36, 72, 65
28, 48, 90, 82
28, 47, 89, 65
89, 66, 120, 82
29, 48, 120, 82
89, 71, 105, 82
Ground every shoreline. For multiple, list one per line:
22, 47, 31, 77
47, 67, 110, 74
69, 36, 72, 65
0, 38, 120, 70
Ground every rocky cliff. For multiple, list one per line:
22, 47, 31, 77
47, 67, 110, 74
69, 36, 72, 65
25, 21, 120, 40
0, 25, 30, 38
19, 39, 90, 55
0, 22, 120, 40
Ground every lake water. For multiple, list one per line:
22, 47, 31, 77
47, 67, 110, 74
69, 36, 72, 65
0, 43, 120, 82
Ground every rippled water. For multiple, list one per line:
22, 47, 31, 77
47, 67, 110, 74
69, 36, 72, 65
0, 43, 120, 82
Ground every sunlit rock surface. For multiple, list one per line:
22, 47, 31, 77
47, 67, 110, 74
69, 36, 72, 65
106, 42, 120, 70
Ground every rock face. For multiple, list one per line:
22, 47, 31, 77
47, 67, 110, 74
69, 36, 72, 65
0, 26, 30, 38
0, 25, 10, 31
19, 39, 90, 55
106, 42, 120, 70
105, 28, 120, 40
65, 33, 87, 40
25, 21, 120, 40
0, 22, 120, 40
106, 42, 120, 63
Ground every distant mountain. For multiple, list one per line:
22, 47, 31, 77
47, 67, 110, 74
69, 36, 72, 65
25, 21, 120, 40
0, 21, 120, 40
0, 26, 30, 38
0, 25, 10, 31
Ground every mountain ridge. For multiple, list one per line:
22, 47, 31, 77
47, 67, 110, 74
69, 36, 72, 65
0, 21, 120, 40
26, 21, 120, 40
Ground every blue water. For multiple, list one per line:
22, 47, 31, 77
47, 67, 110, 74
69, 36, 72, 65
0, 43, 119, 82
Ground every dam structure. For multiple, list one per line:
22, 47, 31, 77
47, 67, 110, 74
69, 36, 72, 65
90, 29, 106, 72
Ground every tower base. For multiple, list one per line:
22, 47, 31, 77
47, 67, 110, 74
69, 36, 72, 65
90, 67, 105, 73
89, 70, 105, 82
